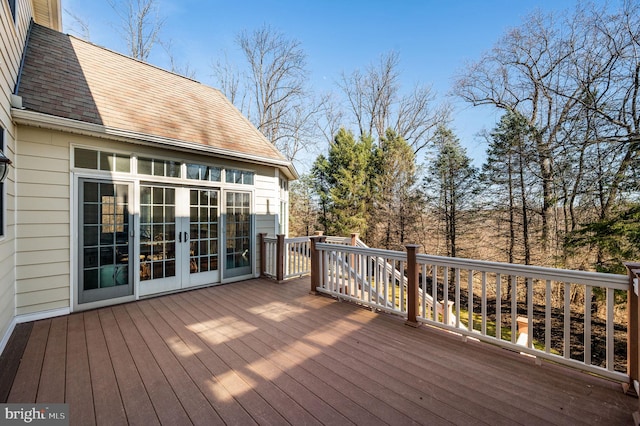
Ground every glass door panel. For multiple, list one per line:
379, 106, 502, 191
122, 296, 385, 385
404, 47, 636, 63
224, 191, 252, 278
78, 180, 133, 304
140, 185, 220, 294
185, 188, 219, 287
139, 185, 180, 296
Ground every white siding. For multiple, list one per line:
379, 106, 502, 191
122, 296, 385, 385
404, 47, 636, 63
15, 127, 70, 315
254, 167, 279, 235
0, 0, 34, 350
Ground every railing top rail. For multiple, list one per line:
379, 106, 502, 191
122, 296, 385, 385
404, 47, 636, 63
316, 242, 407, 262
285, 236, 311, 243
324, 236, 352, 245
314, 242, 627, 289
417, 253, 628, 289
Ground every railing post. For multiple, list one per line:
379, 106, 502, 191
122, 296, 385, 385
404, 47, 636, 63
309, 236, 326, 294
625, 263, 640, 405
350, 232, 359, 246
259, 233, 267, 277
405, 244, 421, 328
275, 234, 286, 282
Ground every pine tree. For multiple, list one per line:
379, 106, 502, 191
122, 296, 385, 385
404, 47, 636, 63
425, 126, 478, 258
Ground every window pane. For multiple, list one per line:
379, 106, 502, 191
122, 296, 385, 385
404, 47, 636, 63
75, 148, 98, 169
209, 167, 221, 181
115, 154, 130, 172
99, 152, 113, 171
153, 161, 164, 176
167, 161, 180, 177
139, 158, 152, 175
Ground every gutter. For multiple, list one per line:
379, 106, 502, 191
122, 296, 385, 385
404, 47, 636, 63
11, 108, 299, 180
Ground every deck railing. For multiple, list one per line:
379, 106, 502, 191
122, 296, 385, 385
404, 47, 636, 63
261, 234, 640, 392
259, 233, 358, 282
306, 237, 638, 387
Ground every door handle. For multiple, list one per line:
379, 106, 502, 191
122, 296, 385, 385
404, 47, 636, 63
184, 232, 189, 242
178, 232, 182, 243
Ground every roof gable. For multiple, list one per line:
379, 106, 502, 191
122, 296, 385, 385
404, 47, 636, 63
16, 24, 288, 166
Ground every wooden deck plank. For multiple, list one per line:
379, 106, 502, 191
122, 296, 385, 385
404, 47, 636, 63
281, 285, 632, 424
150, 296, 288, 425
83, 309, 128, 426
171, 291, 333, 425
97, 308, 160, 426
211, 281, 475, 425
0, 322, 33, 403
220, 278, 636, 425
65, 313, 96, 426
7, 319, 50, 403
3, 277, 636, 426
110, 304, 193, 426
185, 289, 384, 425
36, 316, 67, 403
123, 302, 224, 426
135, 299, 257, 425
187, 285, 422, 425
247, 283, 582, 424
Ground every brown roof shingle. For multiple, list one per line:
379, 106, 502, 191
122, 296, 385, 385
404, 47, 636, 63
16, 23, 287, 164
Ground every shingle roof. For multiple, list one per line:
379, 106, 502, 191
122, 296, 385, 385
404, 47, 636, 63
16, 23, 288, 164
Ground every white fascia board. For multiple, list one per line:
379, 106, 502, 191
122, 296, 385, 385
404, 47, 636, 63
11, 108, 299, 179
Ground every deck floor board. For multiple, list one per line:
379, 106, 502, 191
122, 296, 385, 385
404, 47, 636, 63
2, 277, 637, 425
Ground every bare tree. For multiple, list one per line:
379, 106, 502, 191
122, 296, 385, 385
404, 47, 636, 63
161, 40, 197, 79
211, 52, 243, 106
215, 24, 322, 164
108, 0, 165, 61
454, 9, 584, 254
64, 8, 91, 40
339, 51, 448, 153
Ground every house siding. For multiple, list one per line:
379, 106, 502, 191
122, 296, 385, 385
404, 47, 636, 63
0, 0, 34, 349
12, 125, 289, 314
15, 126, 70, 316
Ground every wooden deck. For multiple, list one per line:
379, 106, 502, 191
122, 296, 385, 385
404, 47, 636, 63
1, 277, 636, 425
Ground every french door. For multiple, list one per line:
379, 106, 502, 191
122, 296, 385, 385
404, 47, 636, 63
78, 179, 134, 304
224, 191, 252, 278
138, 185, 220, 296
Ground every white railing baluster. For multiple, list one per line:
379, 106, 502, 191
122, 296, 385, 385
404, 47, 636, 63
400, 261, 406, 313
496, 273, 502, 341
545, 280, 552, 354
422, 264, 428, 318
468, 270, 474, 333
564, 282, 571, 360
511, 275, 517, 344
443, 267, 449, 325
606, 287, 614, 372
585, 285, 592, 366
481, 272, 487, 336
455, 268, 461, 328
527, 277, 533, 348
432, 265, 438, 322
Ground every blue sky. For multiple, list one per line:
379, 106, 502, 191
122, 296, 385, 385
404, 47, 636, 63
62, 0, 586, 171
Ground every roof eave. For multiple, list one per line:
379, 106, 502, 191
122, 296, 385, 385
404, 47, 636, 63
31, 0, 62, 31
12, 108, 299, 180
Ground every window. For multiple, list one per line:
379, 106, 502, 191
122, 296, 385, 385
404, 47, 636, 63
7, 0, 16, 21
225, 169, 254, 185
74, 148, 131, 173
186, 163, 221, 181
139, 157, 180, 178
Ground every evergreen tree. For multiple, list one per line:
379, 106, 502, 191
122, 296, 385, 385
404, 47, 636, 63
482, 111, 536, 265
371, 129, 423, 250
425, 126, 478, 258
